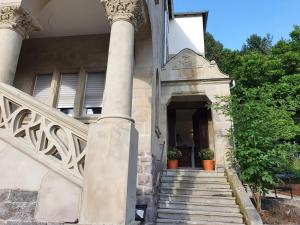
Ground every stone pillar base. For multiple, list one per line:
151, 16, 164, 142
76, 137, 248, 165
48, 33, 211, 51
80, 118, 138, 225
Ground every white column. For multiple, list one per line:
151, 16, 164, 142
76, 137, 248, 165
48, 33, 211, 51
101, 20, 135, 117
80, 1, 146, 225
0, 29, 22, 84
0, 5, 40, 84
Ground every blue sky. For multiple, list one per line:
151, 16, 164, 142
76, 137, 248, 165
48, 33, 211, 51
174, 0, 300, 50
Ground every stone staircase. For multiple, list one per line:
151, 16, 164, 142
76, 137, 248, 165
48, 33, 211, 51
156, 169, 246, 225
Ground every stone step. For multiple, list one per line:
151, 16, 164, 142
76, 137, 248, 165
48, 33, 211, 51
163, 170, 224, 177
161, 175, 227, 183
160, 187, 232, 196
158, 201, 241, 213
157, 209, 244, 224
161, 181, 230, 189
159, 194, 236, 205
156, 218, 245, 225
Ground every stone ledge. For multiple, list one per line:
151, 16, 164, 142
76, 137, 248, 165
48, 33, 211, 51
225, 165, 263, 225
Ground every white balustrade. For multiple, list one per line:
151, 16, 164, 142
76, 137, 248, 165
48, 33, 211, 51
0, 83, 88, 184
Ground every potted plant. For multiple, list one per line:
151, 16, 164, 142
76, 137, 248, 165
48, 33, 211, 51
199, 149, 215, 171
167, 147, 182, 169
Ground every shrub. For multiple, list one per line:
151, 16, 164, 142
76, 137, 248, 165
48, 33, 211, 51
199, 149, 215, 160
167, 147, 182, 160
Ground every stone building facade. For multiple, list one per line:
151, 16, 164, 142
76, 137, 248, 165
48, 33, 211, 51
0, 0, 231, 224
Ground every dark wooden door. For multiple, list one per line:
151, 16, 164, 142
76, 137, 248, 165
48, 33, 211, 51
167, 109, 176, 147
192, 108, 209, 167
177, 146, 192, 167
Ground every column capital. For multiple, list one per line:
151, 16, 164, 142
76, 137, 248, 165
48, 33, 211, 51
0, 5, 41, 39
100, 0, 146, 30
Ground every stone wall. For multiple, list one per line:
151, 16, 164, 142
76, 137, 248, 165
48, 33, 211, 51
134, 0, 166, 222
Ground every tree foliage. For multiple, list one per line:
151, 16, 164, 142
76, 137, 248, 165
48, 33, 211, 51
242, 33, 273, 54
211, 25, 300, 212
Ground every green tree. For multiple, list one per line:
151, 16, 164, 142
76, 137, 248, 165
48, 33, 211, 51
204, 32, 240, 75
242, 33, 273, 54
204, 32, 224, 64
214, 26, 300, 212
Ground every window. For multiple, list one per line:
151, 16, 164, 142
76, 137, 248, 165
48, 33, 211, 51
32, 70, 106, 119
57, 74, 79, 116
83, 72, 106, 115
32, 74, 52, 104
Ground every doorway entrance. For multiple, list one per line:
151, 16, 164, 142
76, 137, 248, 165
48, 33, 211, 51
167, 96, 213, 168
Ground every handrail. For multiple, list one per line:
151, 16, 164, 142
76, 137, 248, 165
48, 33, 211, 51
155, 141, 166, 188
0, 82, 88, 185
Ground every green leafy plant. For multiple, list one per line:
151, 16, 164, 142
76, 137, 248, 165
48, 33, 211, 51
167, 147, 182, 160
211, 25, 300, 213
199, 149, 215, 160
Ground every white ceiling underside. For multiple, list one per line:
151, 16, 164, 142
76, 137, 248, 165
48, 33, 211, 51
32, 0, 110, 38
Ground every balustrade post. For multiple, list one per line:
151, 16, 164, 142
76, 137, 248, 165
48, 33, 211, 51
80, 1, 146, 224
0, 5, 40, 85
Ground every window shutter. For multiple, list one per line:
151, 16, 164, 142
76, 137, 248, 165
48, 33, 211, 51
57, 74, 79, 108
84, 73, 106, 108
33, 74, 52, 104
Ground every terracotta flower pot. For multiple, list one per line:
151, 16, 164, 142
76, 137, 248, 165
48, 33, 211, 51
202, 160, 215, 171
167, 160, 178, 169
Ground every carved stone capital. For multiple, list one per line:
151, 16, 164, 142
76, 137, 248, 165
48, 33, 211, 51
100, 0, 146, 30
0, 5, 41, 39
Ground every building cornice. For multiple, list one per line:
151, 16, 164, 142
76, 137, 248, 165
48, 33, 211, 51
0, 5, 41, 39
100, 0, 146, 30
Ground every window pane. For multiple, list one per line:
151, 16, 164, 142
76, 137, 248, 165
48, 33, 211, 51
33, 74, 52, 104
83, 72, 105, 115
57, 74, 79, 116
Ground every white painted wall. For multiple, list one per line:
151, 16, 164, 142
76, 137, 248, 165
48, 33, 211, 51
168, 16, 205, 56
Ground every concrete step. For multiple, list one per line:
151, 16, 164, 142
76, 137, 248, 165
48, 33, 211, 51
163, 169, 224, 177
161, 175, 227, 183
161, 181, 230, 189
157, 208, 244, 224
156, 218, 245, 225
160, 187, 232, 196
158, 201, 241, 213
159, 194, 236, 205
